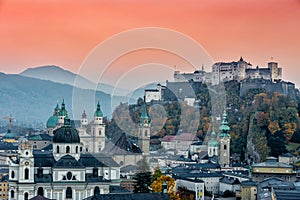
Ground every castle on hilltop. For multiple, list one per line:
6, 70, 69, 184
173, 57, 282, 85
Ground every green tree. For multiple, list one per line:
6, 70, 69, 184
133, 156, 152, 193
152, 166, 162, 182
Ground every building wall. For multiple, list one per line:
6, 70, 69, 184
176, 179, 204, 200
241, 186, 257, 200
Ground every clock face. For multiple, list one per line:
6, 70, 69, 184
25, 161, 29, 166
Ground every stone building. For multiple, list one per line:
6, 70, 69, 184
251, 157, 296, 182
8, 117, 120, 200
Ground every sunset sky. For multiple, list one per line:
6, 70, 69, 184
0, 0, 299, 88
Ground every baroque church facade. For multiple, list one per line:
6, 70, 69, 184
8, 115, 120, 200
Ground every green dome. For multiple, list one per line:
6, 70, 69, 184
53, 117, 80, 143
208, 131, 219, 147
4, 132, 15, 139
46, 115, 58, 128
94, 101, 103, 117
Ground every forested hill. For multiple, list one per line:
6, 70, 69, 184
107, 80, 300, 162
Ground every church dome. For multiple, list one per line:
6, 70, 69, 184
208, 131, 219, 147
46, 115, 58, 128
53, 117, 80, 144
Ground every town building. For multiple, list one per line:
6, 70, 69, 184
175, 177, 205, 200
251, 157, 296, 182
8, 116, 120, 200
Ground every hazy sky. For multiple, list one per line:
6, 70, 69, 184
0, 0, 299, 88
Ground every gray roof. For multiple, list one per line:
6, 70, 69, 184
53, 155, 85, 169
273, 189, 300, 200
219, 176, 240, 185
84, 193, 170, 200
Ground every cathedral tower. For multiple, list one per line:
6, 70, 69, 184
80, 110, 88, 127
92, 101, 105, 153
219, 110, 231, 167
138, 98, 150, 156
58, 99, 68, 126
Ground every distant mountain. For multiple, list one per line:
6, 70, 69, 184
0, 73, 127, 126
20, 65, 130, 96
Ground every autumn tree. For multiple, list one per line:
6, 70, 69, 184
151, 175, 179, 200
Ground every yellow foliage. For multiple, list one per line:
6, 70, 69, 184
151, 175, 180, 200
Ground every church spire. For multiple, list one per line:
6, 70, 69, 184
94, 100, 103, 117
219, 110, 230, 138
140, 97, 149, 125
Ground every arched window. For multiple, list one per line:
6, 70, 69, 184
66, 146, 70, 153
224, 145, 227, 150
80, 147, 83, 152
144, 130, 148, 137
57, 146, 60, 153
76, 146, 78, 153
24, 168, 29, 180
24, 192, 29, 200
37, 187, 44, 196
66, 187, 72, 198
10, 190, 14, 198
94, 186, 100, 196
11, 170, 15, 179
99, 130, 101, 136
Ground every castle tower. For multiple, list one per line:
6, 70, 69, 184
80, 110, 88, 127
58, 99, 68, 126
18, 138, 34, 184
92, 101, 105, 153
138, 98, 150, 156
208, 131, 219, 157
52, 115, 82, 161
219, 110, 231, 167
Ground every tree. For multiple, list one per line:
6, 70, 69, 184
151, 175, 179, 200
152, 166, 162, 182
133, 156, 152, 193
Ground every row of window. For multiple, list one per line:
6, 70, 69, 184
56, 146, 82, 154
10, 186, 101, 199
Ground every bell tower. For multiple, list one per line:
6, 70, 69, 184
138, 97, 150, 156
92, 101, 105, 153
219, 110, 231, 167
18, 138, 34, 184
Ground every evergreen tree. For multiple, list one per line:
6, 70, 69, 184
133, 156, 152, 193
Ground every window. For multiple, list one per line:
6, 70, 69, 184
76, 146, 78, 154
25, 168, 29, 180
67, 172, 72, 180
37, 187, 44, 196
57, 146, 60, 153
11, 171, 15, 179
66, 187, 72, 198
99, 130, 101, 135
94, 186, 100, 195
11, 190, 14, 198
66, 146, 70, 153
224, 145, 227, 150
145, 130, 148, 137
93, 167, 98, 177
24, 192, 28, 200
80, 147, 83, 152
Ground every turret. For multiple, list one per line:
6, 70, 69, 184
80, 110, 88, 127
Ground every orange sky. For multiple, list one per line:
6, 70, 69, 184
0, 0, 299, 88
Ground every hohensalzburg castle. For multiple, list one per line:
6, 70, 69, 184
174, 57, 282, 85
